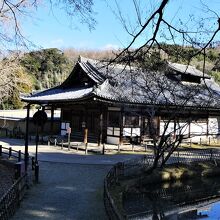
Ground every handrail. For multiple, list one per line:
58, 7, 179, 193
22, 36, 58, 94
0, 145, 26, 162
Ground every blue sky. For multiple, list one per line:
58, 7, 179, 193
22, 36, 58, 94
22, 0, 220, 50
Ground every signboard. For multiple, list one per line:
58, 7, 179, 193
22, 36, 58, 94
61, 122, 70, 136
33, 110, 48, 126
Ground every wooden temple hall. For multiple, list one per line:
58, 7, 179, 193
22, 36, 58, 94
22, 57, 220, 145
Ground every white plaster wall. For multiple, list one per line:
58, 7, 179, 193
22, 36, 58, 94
107, 136, 120, 145
159, 117, 220, 144
190, 122, 207, 135
160, 121, 189, 135
208, 117, 219, 134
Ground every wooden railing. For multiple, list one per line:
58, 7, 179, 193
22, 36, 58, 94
0, 173, 27, 220
0, 145, 26, 162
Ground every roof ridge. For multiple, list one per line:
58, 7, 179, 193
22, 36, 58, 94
78, 56, 99, 64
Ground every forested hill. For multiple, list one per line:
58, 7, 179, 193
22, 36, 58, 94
1, 46, 220, 109
20, 48, 73, 90
20, 48, 115, 91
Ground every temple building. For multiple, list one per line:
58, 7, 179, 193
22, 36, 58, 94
22, 57, 220, 145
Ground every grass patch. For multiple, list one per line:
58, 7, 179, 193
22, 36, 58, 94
142, 160, 220, 185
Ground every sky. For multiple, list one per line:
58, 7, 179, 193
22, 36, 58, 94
21, 0, 220, 51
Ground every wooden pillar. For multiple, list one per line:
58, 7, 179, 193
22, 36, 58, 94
24, 104, 30, 172
84, 128, 88, 154
102, 106, 107, 144
188, 120, 191, 138
83, 104, 88, 130
157, 116, 161, 137
206, 117, 209, 136
119, 106, 124, 145
50, 105, 54, 134
98, 106, 103, 146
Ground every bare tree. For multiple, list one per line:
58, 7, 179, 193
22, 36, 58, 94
100, 0, 220, 169
0, 54, 32, 108
0, 0, 95, 49
108, 0, 220, 70
99, 56, 220, 169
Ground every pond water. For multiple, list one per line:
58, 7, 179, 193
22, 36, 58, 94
197, 201, 220, 220
123, 177, 220, 219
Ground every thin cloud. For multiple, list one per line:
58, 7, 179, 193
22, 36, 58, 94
102, 44, 120, 50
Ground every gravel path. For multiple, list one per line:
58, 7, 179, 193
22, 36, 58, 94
12, 161, 111, 220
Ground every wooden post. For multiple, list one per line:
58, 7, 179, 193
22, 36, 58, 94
25, 104, 30, 172
68, 133, 70, 151
61, 140, 63, 150
84, 128, 88, 154
102, 143, 105, 155
66, 126, 71, 150
85, 143, 88, 154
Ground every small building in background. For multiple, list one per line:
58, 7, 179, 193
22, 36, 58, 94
0, 109, 61, 138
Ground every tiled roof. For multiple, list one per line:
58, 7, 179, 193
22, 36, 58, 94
168, 62, 210, 78
21, 57, 220, 109
79, 57, 106, 84
21, 87, 94, 103
94, 69, 220, 108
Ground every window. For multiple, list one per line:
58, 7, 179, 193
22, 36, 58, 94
124, 114, 139, 127
108, 111, 120, 127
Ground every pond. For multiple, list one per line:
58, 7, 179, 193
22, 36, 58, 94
123, 176, 220, 219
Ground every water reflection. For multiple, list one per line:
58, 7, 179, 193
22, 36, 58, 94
123, 177, 220, 219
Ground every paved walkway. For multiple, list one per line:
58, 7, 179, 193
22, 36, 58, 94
0, 138, 143, 220
0, 138, 144, 165
12, 162, 110, 220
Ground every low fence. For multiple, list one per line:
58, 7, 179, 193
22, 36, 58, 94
0, 145, 30, 220
0, 145, 26, 162
167, 148, 218, 164
104, 155, 151, 220
0, 173, 27, 220
104, 149, 220, 220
